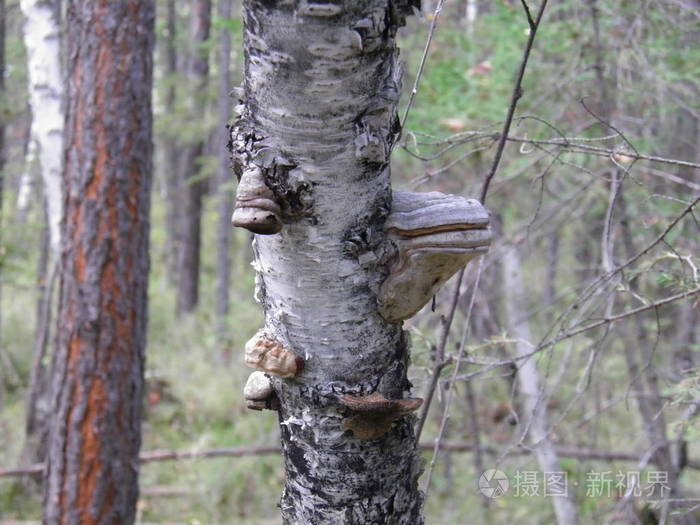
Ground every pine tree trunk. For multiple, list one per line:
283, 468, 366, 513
43, 1, 155, 523
175, 0, 211, 315
215, 0, 233, 348
234, 2, 424, 523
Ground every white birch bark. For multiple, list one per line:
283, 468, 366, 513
16, 135, 38, 221
20, 0, 63, 256
234, 1, 423, 523
465, 0, 478, 35
503, 245, 578, 525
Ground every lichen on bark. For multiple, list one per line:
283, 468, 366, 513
233, 1, 424, 523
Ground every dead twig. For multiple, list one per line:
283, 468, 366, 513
480, 0, 549, 204
5, 441, 700, 479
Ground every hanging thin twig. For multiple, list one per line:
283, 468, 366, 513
400, 0, 446, 130
480, 0, 549, 204
415, 268, 465, 441
423, 258, 484, 497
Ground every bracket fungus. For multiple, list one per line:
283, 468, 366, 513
339, 392, 423, 441
244, 371, 279, 411
377, 191, 492, 323
232, 166, 283, 235
244, 330, 304, 378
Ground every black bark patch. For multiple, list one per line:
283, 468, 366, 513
262, 165, 315, 221
338, 453, 367, 474
342, 191, 391, 258
285, 440, 311, 477
230, 119, 314, 222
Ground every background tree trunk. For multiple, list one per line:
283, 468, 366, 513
19, 0, 65, 464
175, 0, 211, 316
0, 0, 6, 400
22, 206, 56, 467
19, 0, 64, 258
162, 0, 181, 286
43, 1, 155, 522
215, 0, 233, 351
502, 244, 579, 525
15, 136, 38, 222
464, 0, 478, 34
235, 1, 424, 522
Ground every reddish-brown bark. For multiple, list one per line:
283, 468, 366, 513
43, 1, 155, 524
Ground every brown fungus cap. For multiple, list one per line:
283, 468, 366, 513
339, 393, 423, 441
244, 330, 304, 378
339, 392, 423, 413
232, 166, 283, 235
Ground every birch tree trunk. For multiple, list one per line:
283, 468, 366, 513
464, 0, 478, 35
19, 0, 65, 465
234, 1, 424, 522
43, 0, 154, 522
19, 0, 64, 257
16, 137, 38, 222
502, 245, 578, 525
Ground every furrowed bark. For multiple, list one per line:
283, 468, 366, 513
234, 1, 424, 523
43, 1, 155, 523
175, 0, 211, 315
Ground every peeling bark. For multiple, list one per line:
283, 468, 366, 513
43, 1, 155, 523
233, 1, 424, 523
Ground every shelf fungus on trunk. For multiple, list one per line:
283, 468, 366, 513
244, 371, 279, 411
232, 165, 283, 235
377, 191, 492, 323
339, 392, 423, 441
244, 329, 304, 378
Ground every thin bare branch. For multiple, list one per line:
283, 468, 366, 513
480, 0, 549, 204
400, 0, 446, 130
6, 440, 700, 479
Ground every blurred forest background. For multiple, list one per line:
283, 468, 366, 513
1, 0, 699, 523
